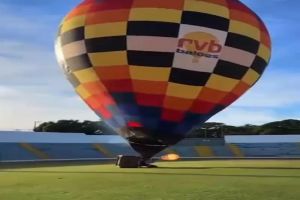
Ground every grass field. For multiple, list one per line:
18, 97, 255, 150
1, 160, 300, 200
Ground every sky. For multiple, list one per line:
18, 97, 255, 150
0, 0, 299, 130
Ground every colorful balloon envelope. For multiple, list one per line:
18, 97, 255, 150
55, 0, 271, 159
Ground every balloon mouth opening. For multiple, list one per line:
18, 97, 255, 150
161, 154, 180, 161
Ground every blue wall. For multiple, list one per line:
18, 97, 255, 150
0, 141, 299, 162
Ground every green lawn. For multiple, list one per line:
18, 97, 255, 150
0, 160, 300, 200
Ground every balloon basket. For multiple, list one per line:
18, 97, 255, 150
116, 155, 157, 168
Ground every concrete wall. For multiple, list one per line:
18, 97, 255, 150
225, 135, 300, 143
0, 132, 300, 162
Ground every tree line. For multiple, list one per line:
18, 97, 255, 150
34, 120, 115, 135
33, 119, 300, 138
187, 119, 300, 138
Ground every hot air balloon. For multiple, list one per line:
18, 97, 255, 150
55, 0, 271, 166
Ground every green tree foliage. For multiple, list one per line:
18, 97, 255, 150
255, 119, 300, 135
33, 120, 116, 135
188, 119, 300, 138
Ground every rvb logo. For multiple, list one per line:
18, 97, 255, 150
176, 32, 223, 63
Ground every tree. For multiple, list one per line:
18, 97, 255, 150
33, 120, 117, 135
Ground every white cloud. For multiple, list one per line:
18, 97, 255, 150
234, 70, 300, 108
209, 108, 279, 126
210, 106, 300, 126
0, 41, 54, 77
0, 39, 99, 130
209, 70, 300, 125
0, 2, 99, 130
0, 85, 98, 130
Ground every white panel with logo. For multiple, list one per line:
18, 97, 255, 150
173, 24, 228, 73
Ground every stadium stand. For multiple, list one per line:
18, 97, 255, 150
0, 132, 300, 162
0, 143, 37, 161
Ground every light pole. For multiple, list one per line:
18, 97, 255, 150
33, 121, 42, 130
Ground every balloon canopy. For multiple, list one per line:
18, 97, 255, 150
55, 0, 271, 160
